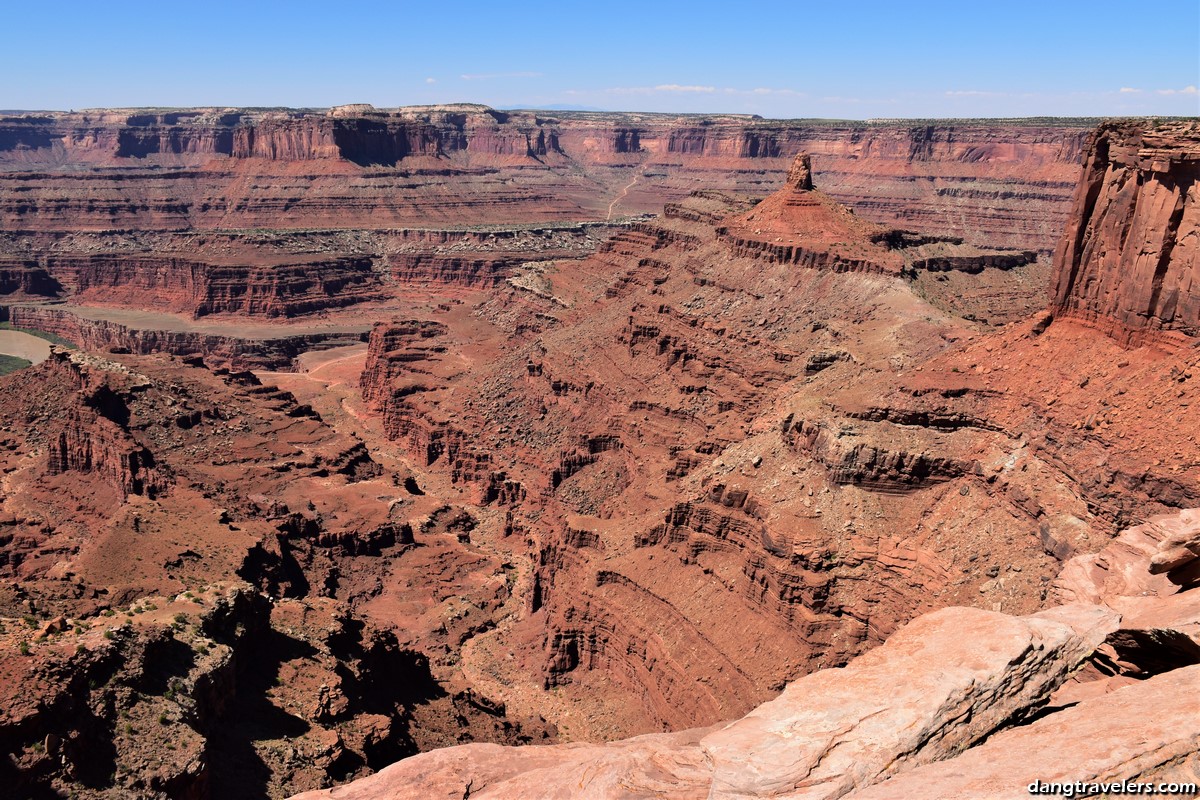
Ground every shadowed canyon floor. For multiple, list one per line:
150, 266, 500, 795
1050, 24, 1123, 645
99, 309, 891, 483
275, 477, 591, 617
0, 112, 1197, 799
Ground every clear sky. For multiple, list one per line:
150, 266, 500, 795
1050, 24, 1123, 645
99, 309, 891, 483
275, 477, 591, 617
4, 1, 1198, 118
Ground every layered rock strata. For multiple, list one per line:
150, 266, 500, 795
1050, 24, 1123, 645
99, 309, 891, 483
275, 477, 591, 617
4, 116, 1195, 799
356, 163, 1088, 741
290, 508, 1200, 800
2, 304, 369, 369
351, 128, 1200, 752
0, 253, 385, 318
1051, 120, 1200, 347
0, 106, 1087, 252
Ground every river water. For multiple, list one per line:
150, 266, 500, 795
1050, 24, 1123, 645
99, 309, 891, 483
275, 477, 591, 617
0, 330, 52, 364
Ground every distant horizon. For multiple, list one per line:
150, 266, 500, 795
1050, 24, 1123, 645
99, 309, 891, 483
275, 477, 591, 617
5, 1, 1198, 118
1, 104, 1192, 125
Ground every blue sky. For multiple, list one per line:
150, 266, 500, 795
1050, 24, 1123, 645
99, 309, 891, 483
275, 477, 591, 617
4, 1, 1197, 118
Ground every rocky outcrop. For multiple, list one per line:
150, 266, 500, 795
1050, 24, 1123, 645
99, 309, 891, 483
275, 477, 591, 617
388, 253, 520, 288
359, 320, 517, 503
1054, 510, 1197, 604
788, 152, 815, 190
783, 415, 972, 492
1051, 120, 1200, 347
0, 586, 267, 800
0, 341, 562, 795
716, 154, 1036, 279
0, 583, 542, 800
902, 245, 1038, 274
716, 158, 906, 275
1148, 509, 1200, 588
36, 350, 169, 498
47, 406, 165, 497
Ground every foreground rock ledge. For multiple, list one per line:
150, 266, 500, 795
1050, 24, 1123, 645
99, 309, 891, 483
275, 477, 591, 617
847, 663, 1200, 800
701, 605, 1115, 799
290, 604, 1116, 800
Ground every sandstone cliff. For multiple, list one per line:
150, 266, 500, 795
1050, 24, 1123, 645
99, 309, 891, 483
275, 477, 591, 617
10, 253, 386, 318
1050, 120, 1200, 347
0, 106, 1087, 252
2, 304, 368, 369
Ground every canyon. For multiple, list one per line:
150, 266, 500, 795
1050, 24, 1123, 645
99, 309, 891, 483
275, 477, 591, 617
0, 108, 1196, 799
0, 106, 1085, 248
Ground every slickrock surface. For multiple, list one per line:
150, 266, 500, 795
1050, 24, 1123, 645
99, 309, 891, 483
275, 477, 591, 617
846, 664, 1200, 800
1148, 508, 1200, 587
289, 729, 716, 800
700, 604, 1116, 799
1053, 510, 1196, 604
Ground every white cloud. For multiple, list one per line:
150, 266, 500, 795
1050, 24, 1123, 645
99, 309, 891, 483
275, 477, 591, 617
460, 71, 543, 81
654, 84, 717, 93
605, 84, 713, 95
425, 77, 437, 84
604, 84, 805, 97
1119, 87, 1141, 93
751, 87, 804, 96
1155, 85, 1198, 95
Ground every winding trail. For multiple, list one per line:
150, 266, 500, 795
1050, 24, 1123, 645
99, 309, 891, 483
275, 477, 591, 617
607, 164, 648, 221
